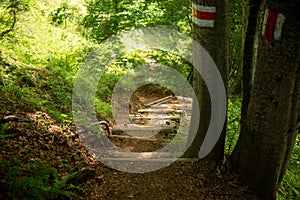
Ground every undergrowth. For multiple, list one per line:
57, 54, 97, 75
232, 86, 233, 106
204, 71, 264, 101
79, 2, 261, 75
0, 0, 91, 122
0, 159, 79, 200
279, 134, 300, 200
225, 96, 241, 155
226, 97, 300, 200
0, 1, 298, 199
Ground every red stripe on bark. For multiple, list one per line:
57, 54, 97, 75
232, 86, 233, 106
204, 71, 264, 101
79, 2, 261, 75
193, 9, 216, 20
264, 10, 278, 41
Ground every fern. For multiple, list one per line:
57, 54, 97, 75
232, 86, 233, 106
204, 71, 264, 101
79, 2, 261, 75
1, 160, 80, 199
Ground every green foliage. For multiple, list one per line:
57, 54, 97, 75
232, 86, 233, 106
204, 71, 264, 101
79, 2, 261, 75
225, 97, 241, 155
0, 0, 31, 38
93, 51, 145, 120
228, 0, 243, 95
0, 1, 298, 199
0, 1, 15, 34
0, 85, 48, 111
92, 49, 191, 120
279, 135, 300, 200
94, 98, 113, 120
1, 0, 192, 123
225, 97, 300, 200
135, 83, 173, 97
49, 1, 80, 26
0, 0, 92, 121
144, 50, 191, 78
226, 98, 300, 199
81, 0, 191, 42
0, 123, 16, 139
1, 160, 79, 199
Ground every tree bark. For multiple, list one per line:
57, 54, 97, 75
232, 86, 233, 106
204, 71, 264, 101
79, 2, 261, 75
231, 1, 300, 199
184, 0, 229, 162
240, 0, 263, 124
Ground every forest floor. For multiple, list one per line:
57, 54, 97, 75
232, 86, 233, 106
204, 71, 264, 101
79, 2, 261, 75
0, 91, 258, 200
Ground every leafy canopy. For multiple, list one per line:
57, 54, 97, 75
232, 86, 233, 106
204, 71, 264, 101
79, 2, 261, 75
82, 0, 191, 42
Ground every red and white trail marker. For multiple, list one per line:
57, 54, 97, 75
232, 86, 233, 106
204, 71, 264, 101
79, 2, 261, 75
262, 8, 285, 41
192, 4, 216, 28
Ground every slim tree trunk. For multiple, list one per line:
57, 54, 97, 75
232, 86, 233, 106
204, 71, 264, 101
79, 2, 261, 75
184, 0, 229, 162
240, 0, 263, 124
231, 1, 300, 199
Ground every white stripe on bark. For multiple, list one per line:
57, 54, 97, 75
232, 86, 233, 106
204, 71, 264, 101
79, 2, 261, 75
192, 17, 214, 27
274, 13, 285, 40
192, 3, 216, 13
262, 8, 269, 35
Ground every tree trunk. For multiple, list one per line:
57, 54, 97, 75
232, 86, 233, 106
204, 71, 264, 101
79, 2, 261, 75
184, 0, 229, 162
240, 0, 263, 123
231, 1, 300, 199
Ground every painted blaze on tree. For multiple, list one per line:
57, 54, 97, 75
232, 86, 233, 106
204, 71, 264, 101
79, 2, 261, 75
185, 0, 229, 162
231, 1, 300, 199
189, 0, 299, 199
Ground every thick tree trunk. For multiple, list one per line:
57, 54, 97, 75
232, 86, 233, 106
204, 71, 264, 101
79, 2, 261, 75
184, 0, 229, 162
231, 1, 300, 199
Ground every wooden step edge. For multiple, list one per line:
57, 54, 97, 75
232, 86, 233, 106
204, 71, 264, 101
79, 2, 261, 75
98, 151, 179, 157
175, 96, 193, 103
145, 95, 173, 107
137, 109, 183, 113
152, 104, 192, 108
130, 116, 181, 120
99, 157, 199, 162
108, 135, 167, 142
112, 125, 175, 132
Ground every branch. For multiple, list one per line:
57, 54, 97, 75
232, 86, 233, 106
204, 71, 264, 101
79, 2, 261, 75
0, 10, 17, 37
0, 115, 32, 124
